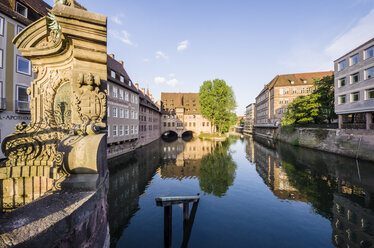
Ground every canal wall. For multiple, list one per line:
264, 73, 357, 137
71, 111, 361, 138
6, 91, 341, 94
276, 127, 374, 162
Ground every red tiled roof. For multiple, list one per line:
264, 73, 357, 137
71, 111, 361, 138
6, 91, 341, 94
267, 71, 333, 88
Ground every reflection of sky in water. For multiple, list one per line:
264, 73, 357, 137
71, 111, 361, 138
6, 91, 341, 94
108, 137, 374, 248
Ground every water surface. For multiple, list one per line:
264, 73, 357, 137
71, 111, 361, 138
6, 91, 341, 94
108, 136, 374, 248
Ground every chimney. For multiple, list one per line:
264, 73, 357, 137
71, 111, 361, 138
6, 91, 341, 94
141, 88, 145, 95
151, 96, 154, 102
108, 54, 115, 59
147, 88, 150, 96
9, 0, 15, 9
118, 60, 124, 66
135, 83, 139, 90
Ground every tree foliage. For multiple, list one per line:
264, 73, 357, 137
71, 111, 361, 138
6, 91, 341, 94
282, 75, 336, 126
199, 138, 237, 197
199, 79, 237, 133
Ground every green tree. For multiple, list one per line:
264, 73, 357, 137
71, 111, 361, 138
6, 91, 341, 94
199, 139, 237, 197
199, 79, 237, 133
312, 75, 336, 123
282, 75, 335, 126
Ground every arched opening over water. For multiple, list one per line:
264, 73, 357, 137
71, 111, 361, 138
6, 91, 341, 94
181, 131, 194, 141
161, 131, 178, 142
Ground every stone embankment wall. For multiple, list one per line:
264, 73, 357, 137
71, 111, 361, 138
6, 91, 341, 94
276, 127, 374, 162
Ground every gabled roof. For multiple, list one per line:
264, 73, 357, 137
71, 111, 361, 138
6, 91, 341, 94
267, 71, 333, 88
0, 0, 51, 25
138, 88, 160, 112
107, 55, 138, 94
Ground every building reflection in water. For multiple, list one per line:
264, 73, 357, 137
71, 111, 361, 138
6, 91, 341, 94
107, 137, 238, 247
246, 135, 374, 248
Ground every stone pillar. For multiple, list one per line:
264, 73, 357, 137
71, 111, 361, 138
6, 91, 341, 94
338, 115, 343, 129
366, 112, 372, 130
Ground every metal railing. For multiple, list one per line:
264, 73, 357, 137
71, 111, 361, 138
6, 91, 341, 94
341, 123, 366, 129
15, 100, 30, 113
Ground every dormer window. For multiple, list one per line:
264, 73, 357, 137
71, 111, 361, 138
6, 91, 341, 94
303, 80, 307, 84
16, 2, 28, 18
290, 81, 294, 84
111, 70, 116, 78
120, 75, 124, 83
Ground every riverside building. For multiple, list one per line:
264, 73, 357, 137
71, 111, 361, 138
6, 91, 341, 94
106, 54, 139, 158
160, 92, 214, 137
138, 86, 161, 146
334, 38, 374, 130
244, 103, 255, 135
254, 71, 333, 127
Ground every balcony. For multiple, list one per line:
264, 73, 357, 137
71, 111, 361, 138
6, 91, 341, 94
0, 98, 6, 111
16, 100, 30, 113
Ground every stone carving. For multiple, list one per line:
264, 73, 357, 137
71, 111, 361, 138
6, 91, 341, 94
0, 4, 108, 188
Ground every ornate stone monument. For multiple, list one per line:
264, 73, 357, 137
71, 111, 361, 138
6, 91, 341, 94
0, 1, 108, 190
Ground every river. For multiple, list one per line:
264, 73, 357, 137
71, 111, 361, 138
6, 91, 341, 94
107, 136, 374, 248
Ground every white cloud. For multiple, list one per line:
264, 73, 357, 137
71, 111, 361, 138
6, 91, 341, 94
166, 78, 180, 86
325, 9, 374, 59
109, 29, 133, 46
154, 77, 166, 84
155, 51, 168, 60
154, 76, 180, 87
111, 16, 123, 25
177, 40, 189, 51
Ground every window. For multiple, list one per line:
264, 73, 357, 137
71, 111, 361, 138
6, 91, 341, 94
0, 16, 4, 36
284, 88, 289, 94
279, 99, 283, 104
119, 89, 123, 99
0, 49, 3, 68
107, 106, 110, 117
366, 46, 374, 59
301, 88, 305, 93
125, 109, 129, 118
351, 92, 360, 102
113, 87, 117, 98
285, 99, 289, 104
107, 125, 110, 137
134, 96, 138, 104
111, 70, 116, 78
164, 122, 166, 127
16, 85, 29, 112
120, 108, 124, 118
134, 111, 138, 119
130, 125, 134, 134
292, 88, 297, 94
131, 110, 134, 119
279, 89, 283, 95
120, 75, 124, 83
338, 95, 346, 104
365, 67, 374, 80
113, 107, 117, 118
351, 72, 360, 83
135, 126, 138, 134
15, 2, 28, 18
366, 88, 374, 99
338, 77, 346, 87
16, 25, 23, 34
306, 88, 311, 93
350, 54, 359, 65
119, 125, 124, 136
125, 91, 129, 101
113, 125, 117, 136
107, 84, 110, 96
338, 60, 346, 71
125, 125, 129, 135
16, 56, 31, 75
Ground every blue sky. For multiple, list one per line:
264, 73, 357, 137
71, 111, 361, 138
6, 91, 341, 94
47, 0, 374, 114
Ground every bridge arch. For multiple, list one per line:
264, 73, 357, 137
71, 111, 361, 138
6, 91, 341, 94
161, 130, 178, 142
